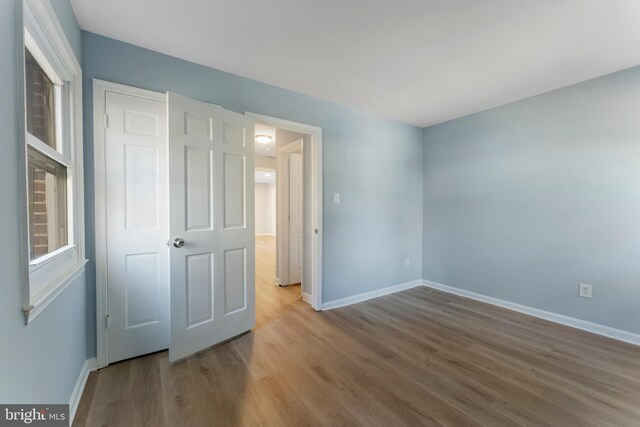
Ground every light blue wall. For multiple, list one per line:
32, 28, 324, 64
0, 0, 87, 404
81, 32, 424, 355
422, 66, 640, 334
49, 0, 81, 61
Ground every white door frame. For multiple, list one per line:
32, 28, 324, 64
245, 113, 323, 311
93, 79, 167, 369
276, 138, 303, 288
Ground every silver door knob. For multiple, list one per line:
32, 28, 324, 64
173, 238, 185, 248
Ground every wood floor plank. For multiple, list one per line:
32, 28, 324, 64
74, 236, 640, 426
390, 290, 640, 409
288, 310, 490, 426
274, 315, 442, 426
322, 309, 517, 426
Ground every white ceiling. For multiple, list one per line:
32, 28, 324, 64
254, 124, 276, 157
71, 0, 640, 127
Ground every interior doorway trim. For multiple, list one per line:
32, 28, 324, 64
245, 112, 323, 311
93, 79, 166, 369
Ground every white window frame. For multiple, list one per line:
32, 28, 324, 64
18, 0, 86, 324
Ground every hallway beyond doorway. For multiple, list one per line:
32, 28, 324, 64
255, 235, 305, 329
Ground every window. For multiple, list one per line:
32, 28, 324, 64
27, 147, 68, 259
25, 46, 69, 261
21, 0, 85, 323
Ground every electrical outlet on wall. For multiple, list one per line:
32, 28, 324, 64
405, 258, 410, 268
579, 283, 592, 299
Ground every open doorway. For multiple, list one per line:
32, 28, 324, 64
252, 119, 322, 326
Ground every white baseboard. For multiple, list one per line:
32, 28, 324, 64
422, 279, 640, 347
322, 279, 423, 311
69, 357, 97, 424
255, 233, 276, 236
302, 291, 312, 303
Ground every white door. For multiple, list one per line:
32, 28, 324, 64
167, 92, 255, 363
105, 91, 169, 363
288, 152, 303, 284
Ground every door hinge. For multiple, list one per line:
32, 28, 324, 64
104, 114, 109, 129
106, 314, 110, 328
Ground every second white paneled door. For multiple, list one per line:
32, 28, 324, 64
105, 91, 170, 363
288, 152, 303, 284
167, 93, 255, 363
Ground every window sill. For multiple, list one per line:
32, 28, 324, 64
29, 244, 76, 272
23, 259, 87, 325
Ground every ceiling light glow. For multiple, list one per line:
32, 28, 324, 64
255, 134, 272, 144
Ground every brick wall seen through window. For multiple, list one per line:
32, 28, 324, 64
25, 48, 56, 149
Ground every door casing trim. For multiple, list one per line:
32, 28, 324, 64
245, 113, 324, 311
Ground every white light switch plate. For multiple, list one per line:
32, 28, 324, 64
579, 283, 592, 299
334, 193, 340, 204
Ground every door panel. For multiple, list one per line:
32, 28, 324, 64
185, 147, 214, 231
124, 145, 158, 229
224, 153, 246, 228
288, 152, 303, 284
105, 91, 169, 363
124, 109, 158, 137
223, 122, 246, 147
186, 252, 215, 327
184, 112, 213, 139
224, 248, 246, 314
125, 253, 160, 328
168, 92, 255, 363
